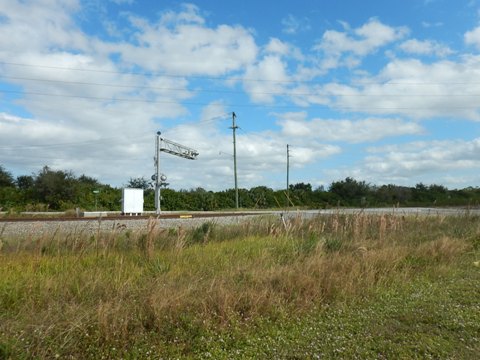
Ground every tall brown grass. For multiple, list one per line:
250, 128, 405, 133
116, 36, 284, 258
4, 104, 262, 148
0, 213, 477, 357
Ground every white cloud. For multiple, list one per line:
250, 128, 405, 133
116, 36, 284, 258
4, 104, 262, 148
0, 111, 154, 182
0, 0, 87, 55
157, 3, 205, 26
242, 55, 290, 103
0, 1, 262, 187
399, 38, 453, 57
265, 38, 291, 56
2, 1, 480, 191
324, 57, 480, 120
327, 138, 480, 187
155, 113, 340, 190
421, 21, 444, 28
365, 138, 480, 179
113, 7, 258, 75
314, 18, 409, 70
277, 112, 423, 143
465, 26, 480, 49
281, 14, 310, 35
109, 0, 134, 4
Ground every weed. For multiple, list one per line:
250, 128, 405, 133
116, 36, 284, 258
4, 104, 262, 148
323, 237, 343, 253
1, 213, 479, 358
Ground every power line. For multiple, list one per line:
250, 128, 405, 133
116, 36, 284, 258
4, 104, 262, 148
0, 61, 304, 84
0, 133, 151, 150
0, 113, 231, 152
2, 89, 479, 111
2, 74, 480, 97
2, 61, 480, 86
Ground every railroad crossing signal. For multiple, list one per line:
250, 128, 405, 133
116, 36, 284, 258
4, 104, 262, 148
154, 131, 199, 214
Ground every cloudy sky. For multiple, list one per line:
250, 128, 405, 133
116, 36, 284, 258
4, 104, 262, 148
1, 0, 480, 190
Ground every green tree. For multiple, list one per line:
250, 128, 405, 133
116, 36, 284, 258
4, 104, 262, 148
0, 165, 15, 187
34, 166, 76, 210
329, 177, 371, 206
289, 182, 313, 207
249, 186, 276, 208
311, 186, 337, 208
16, 175, 34, 190
374, 184, 412, 205
125, 177, 152, 190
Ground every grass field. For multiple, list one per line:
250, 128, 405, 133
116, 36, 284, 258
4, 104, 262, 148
1, 213, 479, 359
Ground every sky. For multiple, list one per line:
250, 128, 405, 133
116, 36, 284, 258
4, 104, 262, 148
1, 0, 480, 191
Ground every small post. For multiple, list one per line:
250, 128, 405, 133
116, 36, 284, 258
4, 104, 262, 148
93, 189, 100, 211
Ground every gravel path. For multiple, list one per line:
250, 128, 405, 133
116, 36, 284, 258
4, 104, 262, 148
0, 215, 265, 239
2, 207, 477, 239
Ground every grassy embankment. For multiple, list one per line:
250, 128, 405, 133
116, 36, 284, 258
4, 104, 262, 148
1, 213, 479, 359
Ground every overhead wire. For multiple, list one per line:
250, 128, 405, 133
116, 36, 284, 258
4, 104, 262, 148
1, 74, 480, 97
1, 61, 480, 113
0, 112, 231, 158
1, 89, 479, 111
1, 61, 480, 162
0, 131, 152, 150
2, 60, 480, 86
0, 61, 300, 84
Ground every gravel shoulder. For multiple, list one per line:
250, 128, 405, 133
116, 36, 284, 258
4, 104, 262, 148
0, 215, 264, 239
2, 207, 478, 239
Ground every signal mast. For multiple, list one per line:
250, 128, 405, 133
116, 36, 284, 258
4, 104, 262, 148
153, 131, 199, 214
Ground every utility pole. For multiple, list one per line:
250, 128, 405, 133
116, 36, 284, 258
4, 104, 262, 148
286, 144, 290, 207
154, 131, 198, 215
230, 112, 239, 209
154, 132, 162, 214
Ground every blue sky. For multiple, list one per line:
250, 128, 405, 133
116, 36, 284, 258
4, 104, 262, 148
1, 0, 480, 190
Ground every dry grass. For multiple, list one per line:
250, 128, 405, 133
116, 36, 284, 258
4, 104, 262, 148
0, 213, 478, 358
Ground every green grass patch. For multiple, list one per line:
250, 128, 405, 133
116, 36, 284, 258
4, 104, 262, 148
1, 214, 479, 358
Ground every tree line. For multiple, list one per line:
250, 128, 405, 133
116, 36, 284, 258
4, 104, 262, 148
2, 165, 480, 212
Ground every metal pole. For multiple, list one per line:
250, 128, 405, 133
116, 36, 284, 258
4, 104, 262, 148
155, 131, 161, 214
231, 112, 239, 209
286, 144, 290, 207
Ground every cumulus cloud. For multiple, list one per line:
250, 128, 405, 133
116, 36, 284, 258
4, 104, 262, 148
365, 138, 480, 179
265, 38, 292, 56
323, 57, 480, 120
0, 111, 153, 183
314, 18, 409, 70
421, 21, 444, 28
465, 26, 480, 49
277, 112, 424, 143
109, 0, 134, 5
242, 55, 290, 103
0, 1, 262, 187
0, 0, 86, 55
155, 112, 340, 190
113, 5, 258, 75
2, 1, 480, 191
327, 138, 480, 187
281, 14, 311, 35
399, 39, 453, 57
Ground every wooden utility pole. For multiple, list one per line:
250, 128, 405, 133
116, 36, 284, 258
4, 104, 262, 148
231, 112, 239, 209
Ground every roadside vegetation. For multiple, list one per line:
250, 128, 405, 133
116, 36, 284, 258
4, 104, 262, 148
3, 164, 480, 212
1, 213, 479, 358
